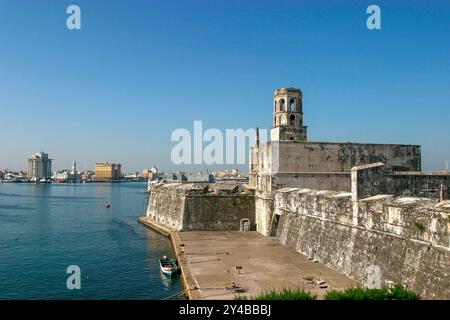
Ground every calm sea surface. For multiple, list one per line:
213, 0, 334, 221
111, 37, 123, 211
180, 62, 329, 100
0, 182, 183, 299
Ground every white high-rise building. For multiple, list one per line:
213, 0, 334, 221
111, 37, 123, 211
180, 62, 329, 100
71, 161, 77, 175
27, 151, 52, 179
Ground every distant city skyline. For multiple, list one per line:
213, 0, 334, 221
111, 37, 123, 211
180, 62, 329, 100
1, 1, 449, 172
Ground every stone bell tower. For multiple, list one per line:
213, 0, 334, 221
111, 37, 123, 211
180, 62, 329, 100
270, 87, 307, 141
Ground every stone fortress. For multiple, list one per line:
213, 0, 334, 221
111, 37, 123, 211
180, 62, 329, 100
144, 87, 450, 299
250, 88, 449, 235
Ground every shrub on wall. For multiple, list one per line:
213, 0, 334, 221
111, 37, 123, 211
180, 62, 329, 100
236, 284, 418, 300
324, 284, 418, 300
236, 288, 316, 300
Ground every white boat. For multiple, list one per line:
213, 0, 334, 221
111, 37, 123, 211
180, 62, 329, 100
159, 256, 179, 276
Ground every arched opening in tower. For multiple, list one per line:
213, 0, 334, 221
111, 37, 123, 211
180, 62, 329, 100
290, 114, 296, 126
290, 99, 295, 111
280, 99, 285, 111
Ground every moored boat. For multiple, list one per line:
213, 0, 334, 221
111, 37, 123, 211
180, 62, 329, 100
159, 256, 179, 276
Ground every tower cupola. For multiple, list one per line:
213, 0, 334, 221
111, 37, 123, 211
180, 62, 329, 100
271, 87, 307, 141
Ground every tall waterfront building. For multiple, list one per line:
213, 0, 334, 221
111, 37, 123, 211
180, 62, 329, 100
95, 162, 122, 181
70, 161, 77, 175
27, 151, 52, 179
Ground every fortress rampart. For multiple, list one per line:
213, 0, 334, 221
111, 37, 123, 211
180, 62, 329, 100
274, 188, 450, 299
145, 182, 255, 231
140, 87, 450, 299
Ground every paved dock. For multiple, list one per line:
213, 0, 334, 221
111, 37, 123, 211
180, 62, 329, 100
171, 231, 357, 300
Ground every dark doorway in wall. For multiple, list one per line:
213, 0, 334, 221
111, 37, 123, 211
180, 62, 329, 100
270, 214, 280, 237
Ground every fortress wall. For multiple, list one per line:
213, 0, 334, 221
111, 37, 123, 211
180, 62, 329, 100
146, 183, 254, 232
251, 141, 421, 194
253, 141, 420, 175
182, 193, 255, 231
386, 174, 450, 199
277, 142, 421, 173
146, 183, 186, 230
273, 172, 351, 192
352, 163, 450, 200
255, 195, 274, 236
274, 189, 450, 299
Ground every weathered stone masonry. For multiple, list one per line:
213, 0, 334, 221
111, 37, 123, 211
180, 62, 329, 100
274, 189, 450, 299
141, 86, 450, 299
247, 87, 450, 298
146, 182, 255, 231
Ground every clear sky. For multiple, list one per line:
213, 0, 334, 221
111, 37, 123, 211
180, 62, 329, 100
0, 0, 449, 173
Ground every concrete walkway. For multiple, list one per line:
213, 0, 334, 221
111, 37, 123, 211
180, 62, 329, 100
172, 231, 357, 300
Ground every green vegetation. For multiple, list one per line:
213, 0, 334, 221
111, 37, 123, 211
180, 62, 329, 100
324, 283, 418, 300
236, 284, 418, 300
235, 288, 316, 300
414, 221, 425, 232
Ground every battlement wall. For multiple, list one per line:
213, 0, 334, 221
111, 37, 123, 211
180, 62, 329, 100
274, 188, 450, 299
146, 182, 255, 231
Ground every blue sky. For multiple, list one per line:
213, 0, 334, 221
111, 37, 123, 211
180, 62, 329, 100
0, 0, 449, 172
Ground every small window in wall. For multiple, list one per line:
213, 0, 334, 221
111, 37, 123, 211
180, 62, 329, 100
290, 99, 295, 111
280, 99, 285, 111
274, 101, 277, 112
290, 114, 295, 125
274, 116, 277, 127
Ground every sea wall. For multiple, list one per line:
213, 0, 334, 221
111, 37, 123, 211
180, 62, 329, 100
274, 188, 450, 299
146, 182, 255, 231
